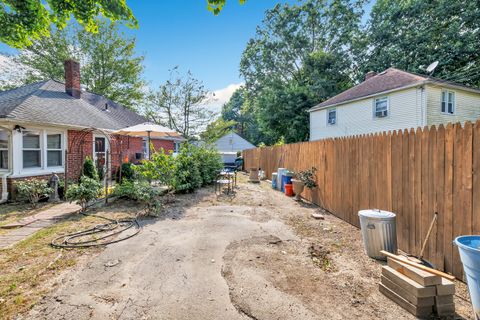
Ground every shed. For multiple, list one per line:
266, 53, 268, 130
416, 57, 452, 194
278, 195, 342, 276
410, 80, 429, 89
214, 132, 255, 164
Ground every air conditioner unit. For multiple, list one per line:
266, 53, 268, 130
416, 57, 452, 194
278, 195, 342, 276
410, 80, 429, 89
376, 110, 388, 118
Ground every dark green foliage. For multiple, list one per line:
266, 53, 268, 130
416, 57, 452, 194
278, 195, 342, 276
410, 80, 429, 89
172, 143, 203, 193
66, 176, 102, 212
82, 156, 99, 181
192, 145, 224, 186
120, 163, 135, 181
14, 179, 53, 208
114, 180, 161, 216
294, 167, 318, 189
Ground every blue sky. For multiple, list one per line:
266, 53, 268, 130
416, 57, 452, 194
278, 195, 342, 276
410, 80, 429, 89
0, 0, 373, 107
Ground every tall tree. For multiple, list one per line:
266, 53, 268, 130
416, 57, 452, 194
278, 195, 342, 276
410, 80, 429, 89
200, 118, 237, 142
0, 0, 136, 48
145, 68, 215, 139
7, 21, 145, 110
362, 0, 480, 86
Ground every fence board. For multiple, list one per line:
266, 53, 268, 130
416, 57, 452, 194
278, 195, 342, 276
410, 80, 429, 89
243, 121, 478, 279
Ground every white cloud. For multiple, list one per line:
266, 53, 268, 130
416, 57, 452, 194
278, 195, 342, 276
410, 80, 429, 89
203, 82, 244, 114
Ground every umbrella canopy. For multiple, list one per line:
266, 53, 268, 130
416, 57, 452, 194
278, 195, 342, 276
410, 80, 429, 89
115, 122, 185, 141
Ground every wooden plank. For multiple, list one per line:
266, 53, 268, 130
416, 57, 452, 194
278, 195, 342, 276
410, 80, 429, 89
387, 258, 441, 286
414, 127, 423, 255
381, 266, 437, 297
420, 127, 430, 261
435, 125, 445, 271
436, 278, 456, 296
452, 123, 465, 278
381, 276, 434, 306
434, 303, 455, 317
443, 123, 454, 275
474, 120, 480, 234
434, 295, 454, 305
379, 284, 433, 318
408, 128, 416, 253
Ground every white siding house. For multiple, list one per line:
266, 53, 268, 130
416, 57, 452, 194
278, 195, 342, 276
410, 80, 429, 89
309, 68, 480, 140
214, 132, 255, 164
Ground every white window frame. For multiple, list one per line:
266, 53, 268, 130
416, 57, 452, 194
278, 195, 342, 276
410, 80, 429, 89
373, 96, 389, 119
0, 130, 9, 170
441, 90, 455, 115
174, 141, 181, 153
22, 130, 42, 169
46, 132, 64, 168
326, 108, 337, 125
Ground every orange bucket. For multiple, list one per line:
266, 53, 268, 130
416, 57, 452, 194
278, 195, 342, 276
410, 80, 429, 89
284, 183, 294, 197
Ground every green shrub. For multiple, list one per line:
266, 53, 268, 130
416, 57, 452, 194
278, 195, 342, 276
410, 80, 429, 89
14, 179, 53, 208
172, 143, 202, 193
121, 162, 135, 181
66, 176, 102, 212
134, 149, 175, 188
82, 156, 99, 181
192, 145, 223, 186
114, 180, 161, 216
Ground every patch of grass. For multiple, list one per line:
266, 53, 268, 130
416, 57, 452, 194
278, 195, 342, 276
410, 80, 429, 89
0, 202, 136, 320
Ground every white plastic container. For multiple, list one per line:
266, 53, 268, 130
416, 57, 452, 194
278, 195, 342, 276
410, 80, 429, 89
276, 168, 286, 190
358, 209, 397, 260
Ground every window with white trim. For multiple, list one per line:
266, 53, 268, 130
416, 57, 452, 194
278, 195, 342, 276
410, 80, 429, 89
441, 90, 455, 114
374, 97, 389, 118
0, 130, 8, 169
23, 131, 41, 168
174, 142, 181, 153
47, 133, 62, 167
327, 108, 337, 125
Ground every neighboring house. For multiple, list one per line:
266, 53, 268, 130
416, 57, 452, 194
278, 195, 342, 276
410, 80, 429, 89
309, 68, 480, 141
214, 132, 255, 164
0, 59, 183, 200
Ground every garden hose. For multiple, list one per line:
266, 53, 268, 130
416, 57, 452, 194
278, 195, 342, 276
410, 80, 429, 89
51, 212, 141, 249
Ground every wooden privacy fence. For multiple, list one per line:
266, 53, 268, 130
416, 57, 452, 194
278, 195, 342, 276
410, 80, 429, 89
243, 121, 480, 279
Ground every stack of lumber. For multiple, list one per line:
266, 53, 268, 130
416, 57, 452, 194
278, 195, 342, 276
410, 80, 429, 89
380, 257, 455, 318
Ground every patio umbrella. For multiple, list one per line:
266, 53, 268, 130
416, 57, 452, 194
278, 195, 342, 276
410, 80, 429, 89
115, 122, 185, 159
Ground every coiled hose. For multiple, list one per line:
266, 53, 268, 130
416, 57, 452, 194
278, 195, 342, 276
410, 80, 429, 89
51, 212, 141, 248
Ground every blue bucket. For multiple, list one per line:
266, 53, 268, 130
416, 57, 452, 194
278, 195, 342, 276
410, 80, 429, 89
454, 235, 480, 319
281, 174, 292, 192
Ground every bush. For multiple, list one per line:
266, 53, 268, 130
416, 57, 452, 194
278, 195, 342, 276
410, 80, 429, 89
83, 156, 99, 181
192, 145, 223, 186
114, 180, 161, 216
14, 179, 53, 208
66, 176, 102, 212
172, 143, 202, 193
120, 162, 135, 181
294, 167, 318, 189
134, 149, 175, 188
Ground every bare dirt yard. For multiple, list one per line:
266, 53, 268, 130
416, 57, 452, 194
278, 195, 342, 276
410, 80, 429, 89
9, 174, 474, 319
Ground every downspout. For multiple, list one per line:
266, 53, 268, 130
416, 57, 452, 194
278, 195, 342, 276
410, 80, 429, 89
0, 125, 13, 203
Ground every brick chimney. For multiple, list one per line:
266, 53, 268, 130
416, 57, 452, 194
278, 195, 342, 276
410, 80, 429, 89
64, 59, 81, 98
364, 71, 377, 81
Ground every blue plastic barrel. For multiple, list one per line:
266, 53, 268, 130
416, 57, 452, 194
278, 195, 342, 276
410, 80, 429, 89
281, 174, 292, 192
454, 235, 480, 319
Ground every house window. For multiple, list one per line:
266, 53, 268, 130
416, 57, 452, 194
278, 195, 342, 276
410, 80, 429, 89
23, 131, 41, 168
174, 142, 181, 153
94, 137, 107, 167
142, 138, 148, 159
374, 97, 389, 118
47, 134, 62, 167
441, 90, 455, 114
327, 108, 337, 125
0, 130, 8, 169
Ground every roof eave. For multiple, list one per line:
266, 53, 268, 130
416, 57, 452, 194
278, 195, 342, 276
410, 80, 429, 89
308, 81, 427, 112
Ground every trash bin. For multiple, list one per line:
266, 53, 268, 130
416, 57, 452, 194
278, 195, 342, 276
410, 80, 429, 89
358, 209, 397, 260
454, 235, 480, 320
281, 172, 293, 192
272, 173, 278, 189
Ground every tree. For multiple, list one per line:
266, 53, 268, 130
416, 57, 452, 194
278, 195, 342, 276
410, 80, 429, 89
0, 0, 136, 48
144, 68, 215, 139
207, 0, 246, 15
7, 21, 145, 110
200, 118, 237, 142
361, 0, 480, 87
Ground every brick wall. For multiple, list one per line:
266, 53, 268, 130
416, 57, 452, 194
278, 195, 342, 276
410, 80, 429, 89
151, 139, 174, 153
110, 135, 143, 167
67, 130, 93, 181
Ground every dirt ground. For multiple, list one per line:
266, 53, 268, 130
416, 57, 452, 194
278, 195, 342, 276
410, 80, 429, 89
19, 174, 474, 320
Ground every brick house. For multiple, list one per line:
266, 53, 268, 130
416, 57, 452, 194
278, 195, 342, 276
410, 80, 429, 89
0, 59, 184, 200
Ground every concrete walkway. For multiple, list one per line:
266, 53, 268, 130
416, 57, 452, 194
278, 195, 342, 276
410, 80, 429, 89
0, 202, 80, 249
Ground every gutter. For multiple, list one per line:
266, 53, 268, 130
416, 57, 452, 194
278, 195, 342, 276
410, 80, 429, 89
308, 78, 480, 113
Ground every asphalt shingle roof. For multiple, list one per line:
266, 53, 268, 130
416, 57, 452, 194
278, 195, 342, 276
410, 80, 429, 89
313, 68, 428, 109
0, 80, 146, 130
